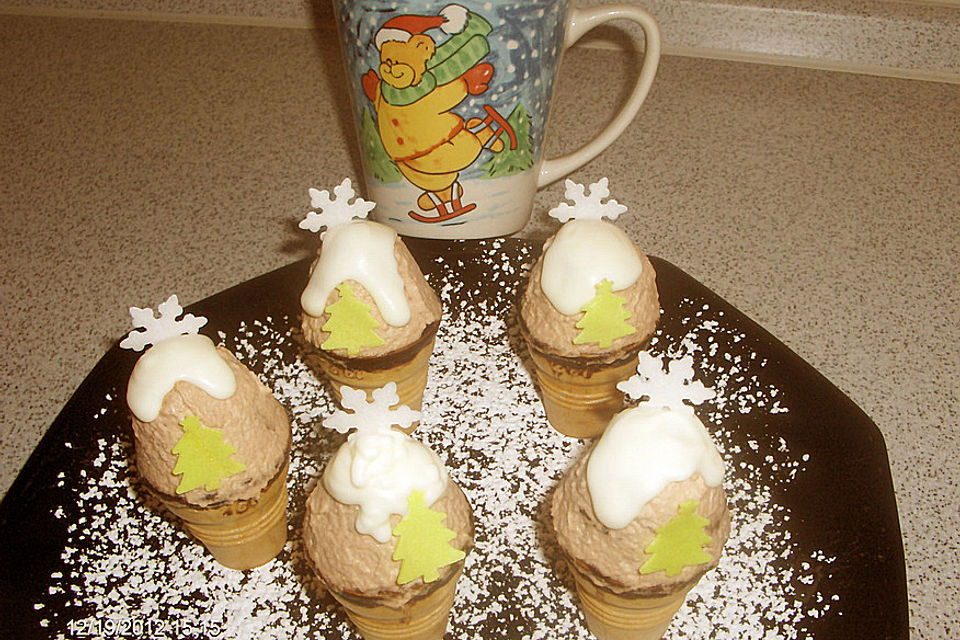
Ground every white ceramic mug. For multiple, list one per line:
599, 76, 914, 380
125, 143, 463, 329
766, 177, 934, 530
332, 0, 661, 239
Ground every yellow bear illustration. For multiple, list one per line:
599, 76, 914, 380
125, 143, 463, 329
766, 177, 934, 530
363, 4, 516, 222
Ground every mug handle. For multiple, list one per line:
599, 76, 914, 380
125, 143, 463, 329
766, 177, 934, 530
537, 4, 662, 188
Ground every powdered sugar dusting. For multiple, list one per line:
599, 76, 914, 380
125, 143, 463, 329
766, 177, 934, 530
36, 241, 838, 638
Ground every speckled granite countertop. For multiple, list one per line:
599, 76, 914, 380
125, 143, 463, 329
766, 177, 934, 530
1, 13, 957, 638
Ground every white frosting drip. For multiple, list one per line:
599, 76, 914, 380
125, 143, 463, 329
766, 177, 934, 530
126, 334, 237, 423
586, 405, 725, 530
323, 428, 448, 543
300, 220, 411, 327
540, 219, 643, 315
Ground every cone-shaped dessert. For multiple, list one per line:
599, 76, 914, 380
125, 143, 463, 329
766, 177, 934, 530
303, 383, 473, 640
520, 178, 659, 438
298, 179, 441, 425
552, 357, 728, 640
122, 295, 292, 570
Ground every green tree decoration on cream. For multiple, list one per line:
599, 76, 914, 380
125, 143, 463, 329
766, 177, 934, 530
320, 282, 386, 355
639, 499, 713, 577
392, 489, 465, 585
573, 278, 636, 348
171, 416, 246, 494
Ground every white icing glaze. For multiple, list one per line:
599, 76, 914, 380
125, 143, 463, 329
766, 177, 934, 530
323, 428, 448, 543
300, 220, 411, 327
540, 219, 643, 315
126, 334, 237, 423
586, 405, 725, 530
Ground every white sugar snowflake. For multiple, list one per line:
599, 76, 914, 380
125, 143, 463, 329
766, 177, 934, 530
617, 353, 716, 412
119, 294, 207, 352
324, 382, 420, 434
299, 178, 376, 238
548, 177, 627, 223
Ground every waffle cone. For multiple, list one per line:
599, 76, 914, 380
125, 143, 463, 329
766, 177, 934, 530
525, 340, 639, 438
316, 331, 436, 432
569, 561, 696, 640
157, 463, 288, 570
329, 566, 463, 640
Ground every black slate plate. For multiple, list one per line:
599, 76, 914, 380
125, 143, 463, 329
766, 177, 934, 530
0, 238, 907, 639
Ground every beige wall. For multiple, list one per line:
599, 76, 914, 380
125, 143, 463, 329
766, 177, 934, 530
0, 0, 326, 23
1, 0, 958, 82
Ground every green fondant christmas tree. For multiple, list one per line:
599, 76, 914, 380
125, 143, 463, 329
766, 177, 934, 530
573, 278, 637, 348
392, 489, 465, 585
321, 281, 386, 355
639, 499, 713, 577
171, 416, 246, 494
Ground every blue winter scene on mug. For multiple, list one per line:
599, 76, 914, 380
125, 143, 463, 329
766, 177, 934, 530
334, 0, 571, 234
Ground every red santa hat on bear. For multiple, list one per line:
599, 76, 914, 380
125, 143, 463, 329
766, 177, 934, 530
374, 4, 469, 50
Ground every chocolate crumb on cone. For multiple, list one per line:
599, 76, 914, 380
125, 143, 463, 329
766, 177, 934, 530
303, 383, 473, 640
522, 323, 645, 438
328, 565, 464, 640
569, 559, 697, 640
519, 180, 659, 438
123, 296, 292, 570
552, 405, 730, 639
304, 471, 473, 640
312, 323, 438, 425
154, 462, 289, 570
297, 181, 441, 427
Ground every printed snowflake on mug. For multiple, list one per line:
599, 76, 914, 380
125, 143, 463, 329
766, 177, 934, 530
324, 382, 420, 434
618, 352, 716, 413
548, 177, 627, 223
299, 177, 376, 238
119, 294, 206, 352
